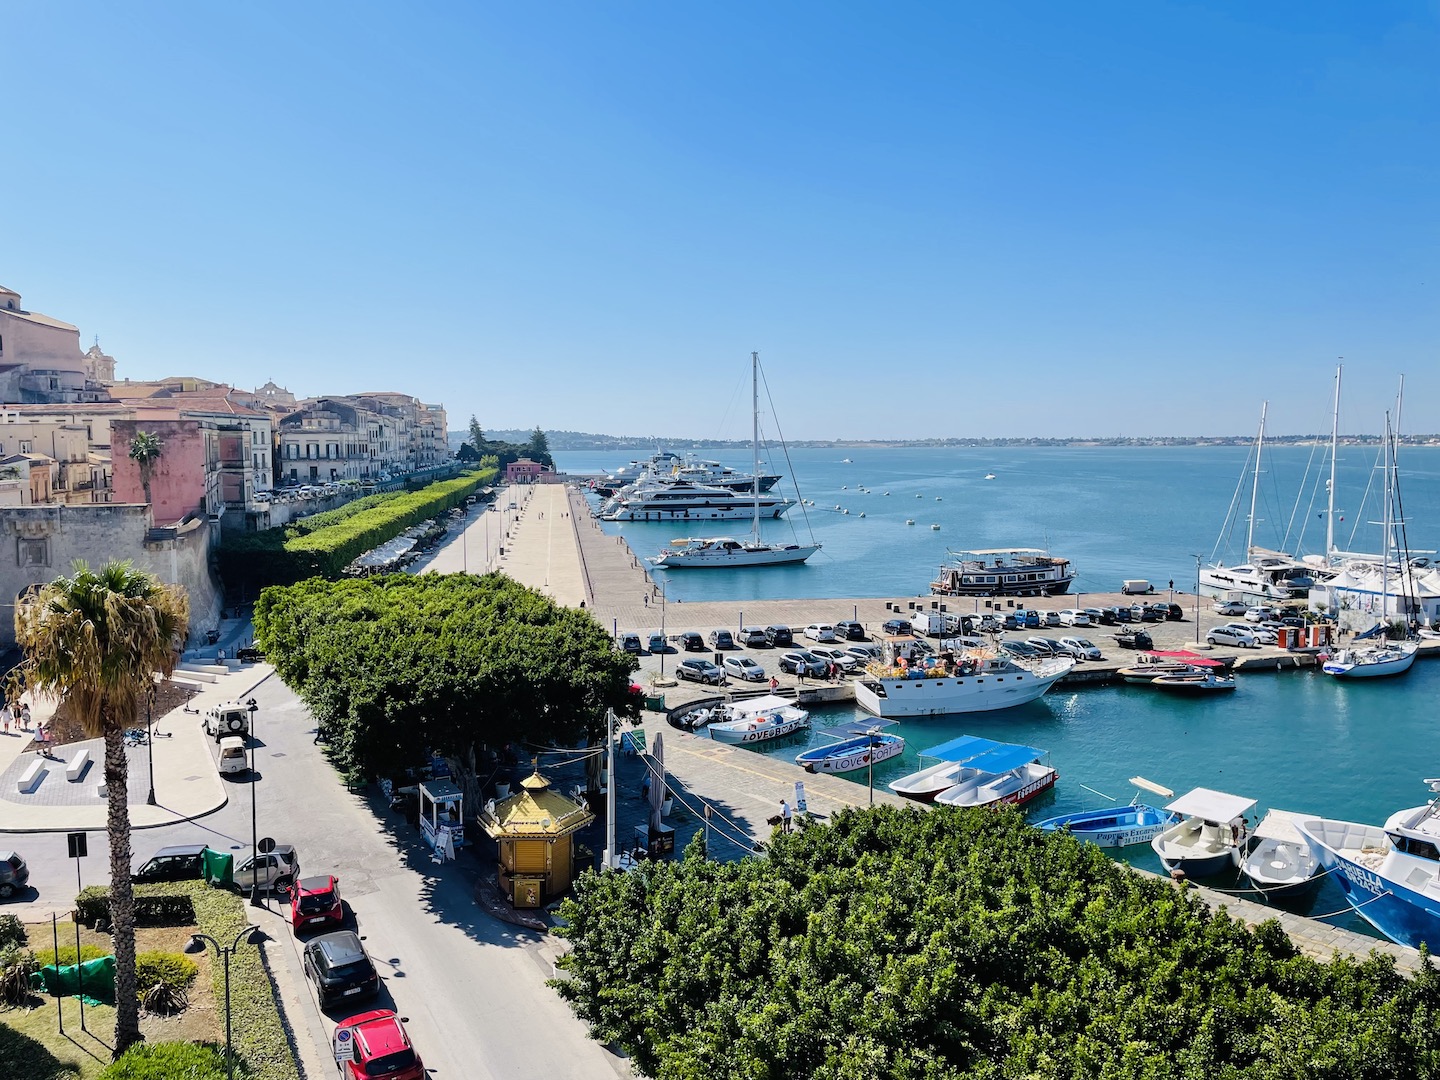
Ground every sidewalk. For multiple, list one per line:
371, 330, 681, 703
0, 660, 276, 833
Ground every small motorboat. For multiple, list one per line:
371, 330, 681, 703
925, 739, 1056, 809
1241, 809, 1320, 899
1034, 777, 1179, 848
1149, 671, 1237, 693
906, 519, 915, 526
984, 473, 997, 480
888, 734, 999, 801
706, 696, 811, 744
1151, 787, 1256, 877
1114, 629, 1154, 650
795, 720, 904, 775
930, 524, 941, 530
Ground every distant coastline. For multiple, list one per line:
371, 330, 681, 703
458, 429, 1440, 452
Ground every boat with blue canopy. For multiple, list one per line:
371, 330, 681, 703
1034, 777, 1179, 848
887, 735, 1004, 802
932, 741, 1057, 809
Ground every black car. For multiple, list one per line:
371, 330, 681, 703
134, 844, 210, 884
303, 930, 380, 1007
1114, 629, 1154, 649
881, 619, 912, 636
834, 620, 867, 641
707, 629, 736, 650
1000, 640, 1043, 660
678, 632, 705, 652
1107, 606, 1132, 623
1151, 602, 1184, 621
764, 625, 794, 647
677, 659, 726, 685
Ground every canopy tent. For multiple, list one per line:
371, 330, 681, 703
1165, 788, 1256, 824
919, 734, 1002, 762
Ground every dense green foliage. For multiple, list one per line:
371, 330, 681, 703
254, 572, 639, 781
75, 886, 195, 928
556, 805, 1440, 1080
219, 468, 495, 591
100, 1041, 239, 1079
134, 951, 197, 997
0, 916, 23, 951
33, 943, 108, 968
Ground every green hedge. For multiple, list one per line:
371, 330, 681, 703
75, 885, 196, 928
136, 950, 197, 995
32, 943, 108, 968
101, 1041, 238, 1079
0, 914, 23, 950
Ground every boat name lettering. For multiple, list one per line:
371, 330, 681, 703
1345, 863, 1386, 897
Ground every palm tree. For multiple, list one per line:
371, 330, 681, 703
128, 430, 163, 506
13, 562, 189, 1057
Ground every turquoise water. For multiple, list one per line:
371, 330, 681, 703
557, 445, 1440, 935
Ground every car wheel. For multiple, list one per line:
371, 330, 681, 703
274, 875, 293, 894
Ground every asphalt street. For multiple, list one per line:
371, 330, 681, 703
0, 669, 631, 1079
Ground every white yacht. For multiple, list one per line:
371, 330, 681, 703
855, 638, 1072, 718
602, 480, 794, 522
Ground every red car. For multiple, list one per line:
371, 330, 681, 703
288, 875, 344, 932
336, 1010, 424, 1080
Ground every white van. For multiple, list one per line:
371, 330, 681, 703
1120, 579, 1153, 595
218, 737, 249, 776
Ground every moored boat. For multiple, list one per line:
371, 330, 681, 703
1035, 777, 1179, 848
795, 720, 905, 775
931, 547, 1076, 597
1241, 809, 1321, 899
1149, 670, 1238, 693
706, 696, 810, 744
1117, 650, 1233, 684
1321, 640, 1418, 679
856, 639, 1073, 718
1151, 787, 1256, 877
932, 741, 1057, 809
887, 734, 1000, 802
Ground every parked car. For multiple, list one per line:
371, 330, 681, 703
834, 620, 867, 641
1228, 621, 1277, 645
236, 845, 300, 895
1000, 640, 1043, 660
647, 633, 670, 654
707, 629, 736, 650
764, 625, 794, 647
134, 844, 210, 884
722, 656, 766, 682
881, 619, 912, 636
1016, 610, 1043, 629
778, 650, 827, 677
1057, 609, 1092, 627
677, 659, 726, 685
0, 852, 30, 899
218, 737, 249, 777
677, 631, 705, 652
203, 701, 251, 742
1207, 625, 1258, 648
808, 645, 859, 673
1042, 611, 1064, 628
304, 930, 379, 1008
976, 615, 1003, 633
1058, 636, 1103, 661
288, 874, 345, 932
845, 644, 881, 663
1025, 637, 1065, 656
1152, 603, 1185, 621
1082, 608, 1109, 626
1131, 604, 1161, 622
803, 623, 838, 643
1001, 614, 1020, 630
335, 1010, 425, 1080
1107, 606, 1133, 623
1245, 606, 1277, 623
1214, 600, 1249, 616
740, 626, 770, 648
618, 633, 642, 655
1278, 616, 1307, 628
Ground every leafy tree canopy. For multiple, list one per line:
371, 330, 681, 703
555, 805, 1440, 1080
253, 572, 638, 780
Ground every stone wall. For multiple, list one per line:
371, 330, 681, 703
0, 504, 223, 650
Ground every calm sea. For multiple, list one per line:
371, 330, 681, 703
556, 445, 1440, 933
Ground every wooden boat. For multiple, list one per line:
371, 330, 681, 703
931, 742, 1056, 809
1034, 777, 1179, 848
1151, 788, 1256, 877
795, 721, 905, 775
1241, 809, 1320, 899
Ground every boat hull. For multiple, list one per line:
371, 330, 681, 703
1241, 838, 1320, 899
888, 761, 982, 802
934, 762, 1057, 809
1035, 804, 1179, 848
652, 542, 819, 568
1321, 644, 1417, 678
796, 734, 905, 775
607, 502, 793, 522
1152, 819, 1243, 877
707, 714, 809, 744
855, 661, 1071, 718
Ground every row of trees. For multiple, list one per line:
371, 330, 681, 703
253, 573, 638, 783
460, 416, 553, 470
556, 804, 1440, 1079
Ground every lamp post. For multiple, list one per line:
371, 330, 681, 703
185, 925, 258, 1080
658, 580, 667, 678
1192, 555, 1203, 644
145, 687, 157, 806
246, 697, 260, 907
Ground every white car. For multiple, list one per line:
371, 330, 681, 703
1207, 625, 1258, 648
1043, 611, 1064, 627
1244, 607, 1276, 623
722, 656, 767, 682
1057, 609, 1092, 627
1214, 600, 1248, 616
803, 623, 838, 643
808, 645, 859, 672
1226, 621, 1277, 645
1058, 636, 1102, 661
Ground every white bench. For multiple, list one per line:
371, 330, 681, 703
65, 748, 92, 783
17, 758, 46, 794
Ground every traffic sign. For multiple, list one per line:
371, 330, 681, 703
257, 837, 276, 854
67, 833, 88, 860
333, 1028, 355, 1062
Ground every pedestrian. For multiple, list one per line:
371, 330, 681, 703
19, 703, 31, 731
769, 676, 779, 693
643, 594, 649, 606
780, 799, 792, 833
0, 701, 10, 734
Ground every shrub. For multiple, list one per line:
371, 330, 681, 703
139, 980, 189, 1016
75, 884, 109, 926
75, 886, 196, 928
0, 914, 24, 950
100, 1040, 239, 1079
33, 943, 107, 968
135, 950, 197, 998
0, 944, 38, 1006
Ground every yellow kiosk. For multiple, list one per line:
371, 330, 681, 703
478, 770, 595, 908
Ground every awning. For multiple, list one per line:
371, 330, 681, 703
1165, 788, 1256, 823
960, 743, 1045, 775
919, 734, 1002, 762
1252, 808, 1307, 843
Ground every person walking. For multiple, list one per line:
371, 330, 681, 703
769, 675, 779, 693
0, 701, 11, 734
19, 703, 31, 731
780, 799, 792, 833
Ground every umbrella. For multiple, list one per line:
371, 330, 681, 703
648, 730, 665, 832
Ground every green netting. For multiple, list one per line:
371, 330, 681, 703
31, 954, 116, 1005
203, 847, 233, 887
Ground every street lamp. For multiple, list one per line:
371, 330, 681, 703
145, 687, 157, 806
185, 926, 258, 1079
658, 580, 667, 678
1192, 555, 1203, 644
245, 697, 260, 907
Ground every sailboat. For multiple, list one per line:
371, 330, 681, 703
649, 352, 820, 569
1322, 411, 1418, 679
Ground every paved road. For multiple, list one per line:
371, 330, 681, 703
0, 672, 630, 1079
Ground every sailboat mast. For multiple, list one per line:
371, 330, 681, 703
751, 351, 760, 541
1327, 367, 1340, 558
1246, 402, 1267, 558
1381, 412, 1392, 624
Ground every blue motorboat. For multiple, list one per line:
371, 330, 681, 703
1035, 776, 1179, 848
796, 720, 904, 775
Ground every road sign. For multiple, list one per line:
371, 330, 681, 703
257, 837, 276, 854
67, 833, 87, 860
333, 1028, 355, 1062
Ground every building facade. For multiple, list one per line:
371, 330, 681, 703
0, 287, 112, 404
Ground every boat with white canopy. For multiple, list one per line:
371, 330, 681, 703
1151, 787, 1256, 877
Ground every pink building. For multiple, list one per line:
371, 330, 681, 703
111, 417, 214, 525
506, 458, 551, 484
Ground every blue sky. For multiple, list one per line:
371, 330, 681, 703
6, 2, 1437, 439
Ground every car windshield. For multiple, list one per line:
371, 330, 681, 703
298, 891, 335, 914
363, 1049, 419, 1076
329, 959, 372, 981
